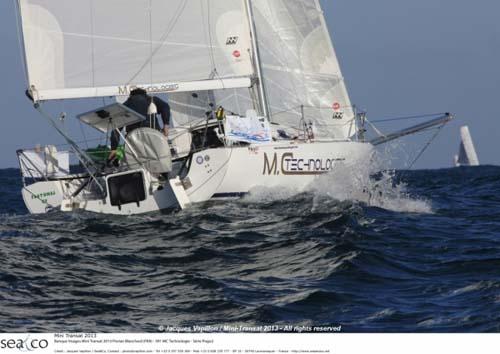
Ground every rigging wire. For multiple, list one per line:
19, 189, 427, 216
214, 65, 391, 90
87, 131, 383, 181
203, 0, 223, 86
34, 104, 104, 194
102, 97, 108, 146
406, 124, 446, 170
78, 116, 90, 149
126, 0, 188, 86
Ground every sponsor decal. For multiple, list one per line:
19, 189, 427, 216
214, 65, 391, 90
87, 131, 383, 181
331, 103, 344, 119
232, 50, 241, 58
274, 145, 299, 150
226, 36, 239, 45
332, 112, 344, 120
332, 102, 344, 119
263, 152, 345, 176
31, 190, 56, 204
118, 84, 180, 96
248, 146, 259, 155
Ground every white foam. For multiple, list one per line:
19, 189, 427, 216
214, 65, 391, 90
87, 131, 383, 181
310, 167, 432, 214
243, 150, 433, 214
365, 308, 396, 321
311, 151, 432, 214
450, 281, 495, 296
242, 185, 299, 204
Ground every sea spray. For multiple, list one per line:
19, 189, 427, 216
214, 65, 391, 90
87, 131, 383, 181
244, 150, 432, 214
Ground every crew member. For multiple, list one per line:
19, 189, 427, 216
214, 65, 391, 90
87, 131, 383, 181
110, 88, 171, 154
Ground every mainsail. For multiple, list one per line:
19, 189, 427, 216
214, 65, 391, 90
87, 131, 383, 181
16, 0, 255, 101
454, 126, 480, 167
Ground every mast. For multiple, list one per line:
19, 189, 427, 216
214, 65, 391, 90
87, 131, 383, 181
244, 0, 270, 119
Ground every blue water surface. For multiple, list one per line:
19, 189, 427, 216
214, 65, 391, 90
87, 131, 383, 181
0, 166, 499, 332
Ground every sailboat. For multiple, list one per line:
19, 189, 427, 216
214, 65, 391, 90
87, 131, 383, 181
14, 0, 452, 215
454, 126, 480, 167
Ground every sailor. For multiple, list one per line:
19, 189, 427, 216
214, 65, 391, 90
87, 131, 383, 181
110, 88, 171, 157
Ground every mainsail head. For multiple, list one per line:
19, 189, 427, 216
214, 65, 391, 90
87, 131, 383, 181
16, 0, 255, 101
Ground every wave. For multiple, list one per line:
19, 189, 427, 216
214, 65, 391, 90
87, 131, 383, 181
0, 166, 499, 332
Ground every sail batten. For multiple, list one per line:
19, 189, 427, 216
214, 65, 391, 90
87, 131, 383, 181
17, 0, 255, 101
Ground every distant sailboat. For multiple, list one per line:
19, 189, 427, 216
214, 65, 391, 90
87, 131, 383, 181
454, 126, 480, 167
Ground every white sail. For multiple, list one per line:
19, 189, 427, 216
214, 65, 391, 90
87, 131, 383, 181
17, 0, 255, 101
455, 126, 480, 167
170, 0, 356, 139
252, 0, 356, 140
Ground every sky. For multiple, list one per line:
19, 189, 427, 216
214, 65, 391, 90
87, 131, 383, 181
0, 0, 498, 169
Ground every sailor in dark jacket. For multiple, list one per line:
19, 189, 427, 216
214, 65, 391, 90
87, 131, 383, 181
110, 88, 171, 152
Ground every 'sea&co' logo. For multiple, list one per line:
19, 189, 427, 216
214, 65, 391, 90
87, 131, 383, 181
0, 336, 49, 351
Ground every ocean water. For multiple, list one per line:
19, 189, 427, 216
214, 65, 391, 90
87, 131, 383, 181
0, 165, 499, 333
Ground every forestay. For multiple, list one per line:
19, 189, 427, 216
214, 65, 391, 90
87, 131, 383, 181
17, 0, 254, 101
253, 0, 356, 140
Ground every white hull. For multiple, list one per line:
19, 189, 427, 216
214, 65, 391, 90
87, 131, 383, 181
214, 140, 373, 196
22, 140, 374, 215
